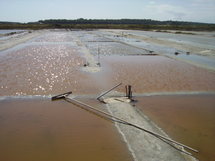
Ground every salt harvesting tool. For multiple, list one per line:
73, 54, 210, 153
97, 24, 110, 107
51, 91, 72, 101
97, 83, 122, 102
52, 90, 198, 156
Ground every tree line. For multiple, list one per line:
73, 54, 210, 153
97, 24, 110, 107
38, 18, 208, 25
0, 19, 215, 31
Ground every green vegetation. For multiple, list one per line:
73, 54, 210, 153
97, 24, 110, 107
0, 19, 215, 31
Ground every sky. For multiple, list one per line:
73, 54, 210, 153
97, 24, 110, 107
0, 0, 215, 23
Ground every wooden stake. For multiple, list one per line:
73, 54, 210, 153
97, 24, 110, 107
97, 83, 122, 101
125, 85, 132, 99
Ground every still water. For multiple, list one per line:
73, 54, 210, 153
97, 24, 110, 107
0, 97, 132, 161
0, 30, 215, 161
136, 94, 215, 161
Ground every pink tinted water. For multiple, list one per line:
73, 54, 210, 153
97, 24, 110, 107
136, 94, 215, 161
102, 55, 215, 93
0, 98, 132, 161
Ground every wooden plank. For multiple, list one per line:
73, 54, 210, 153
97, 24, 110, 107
65, 96, 198, 154
97, 83, 122, 101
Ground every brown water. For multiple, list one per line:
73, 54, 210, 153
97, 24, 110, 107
102, 55, 215, 93
1, 31, 215, 96
0, 44, 106, 96
1, 30, 215, 161
0, 97, 132, 161
136, 94, 215, 161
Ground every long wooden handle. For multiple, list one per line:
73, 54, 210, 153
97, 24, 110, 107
65, 97, 198, 154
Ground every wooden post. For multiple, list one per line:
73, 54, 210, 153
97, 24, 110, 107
97, 47, 101, 66
128, 85, 131, 99
125, 85, 132, 99
125, 85, 128, 97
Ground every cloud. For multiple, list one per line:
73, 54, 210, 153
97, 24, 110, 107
192, 0, 215, 3
144, 3, 188, 21
189, 0, 215, 22
143, 1, 215, 23
149, 1, 156, 5
167, 11, 186, 21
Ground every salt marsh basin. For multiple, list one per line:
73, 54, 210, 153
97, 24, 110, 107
0, 29, 215, 161
0, 97, 132, 161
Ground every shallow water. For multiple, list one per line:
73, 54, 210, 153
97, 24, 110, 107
175, 54, 215, 69
101, 30, 215, 70
0, 97, 132, 161
0, 31, 111, 96
101, 55, 215, 93
136, 94, 215, 161
126, 30, 215, 50
0, 44, 92, 95
1, 44, 215, 96
0, 30, 28, 41
1, 30, 215, 161
0, 29, 26, 34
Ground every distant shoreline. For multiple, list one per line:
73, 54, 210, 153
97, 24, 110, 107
1, 24, 215, 31
1, 19, 215, 31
